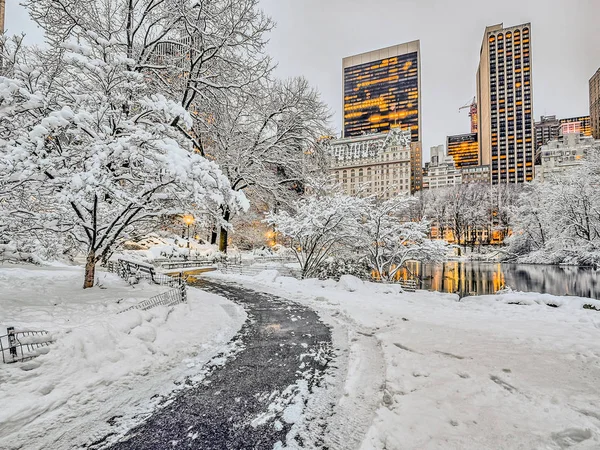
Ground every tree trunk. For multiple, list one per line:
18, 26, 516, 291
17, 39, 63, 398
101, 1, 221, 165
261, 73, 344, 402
219, 209, 231, 253
83, 250, 96, 289
210, 226, 218, 245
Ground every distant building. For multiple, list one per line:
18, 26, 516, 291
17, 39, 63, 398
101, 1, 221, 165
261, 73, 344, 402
535, 134, 599, 182
461, 165, 491, 184
423, 145, 462, 190
410, 142, 423, 193
589, 68, 600, 139
560, 116, 592, 138
447, 133, 479, 169
477, 23, 534, 183
328, 129, 413, 198
535, 115, 560, 150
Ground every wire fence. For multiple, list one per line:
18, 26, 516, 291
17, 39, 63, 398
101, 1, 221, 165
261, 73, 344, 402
0, 328, 54, 364
104, 259, 188, 313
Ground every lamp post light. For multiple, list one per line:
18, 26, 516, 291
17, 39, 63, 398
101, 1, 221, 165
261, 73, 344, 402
182, 215, 195, 256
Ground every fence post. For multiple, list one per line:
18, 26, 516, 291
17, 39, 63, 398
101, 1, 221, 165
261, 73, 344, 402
7, 327, 17, 359
180, 277, 187, 303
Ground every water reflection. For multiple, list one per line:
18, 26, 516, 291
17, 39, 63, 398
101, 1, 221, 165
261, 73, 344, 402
398, 262, 600, 299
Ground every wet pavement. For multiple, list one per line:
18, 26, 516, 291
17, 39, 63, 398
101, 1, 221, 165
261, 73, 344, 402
106, 279, 333, 450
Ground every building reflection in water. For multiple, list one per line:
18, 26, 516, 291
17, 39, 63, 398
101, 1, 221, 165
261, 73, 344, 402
398, 262, 599, 299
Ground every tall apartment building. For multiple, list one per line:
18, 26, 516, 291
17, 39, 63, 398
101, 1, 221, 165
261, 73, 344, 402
477, 23, 534, 184
590, 68, 600, 139
447, 133, 479, 169
328, 129, 413, 198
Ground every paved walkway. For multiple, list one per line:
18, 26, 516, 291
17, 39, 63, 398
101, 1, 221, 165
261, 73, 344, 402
107, 279, 333, 449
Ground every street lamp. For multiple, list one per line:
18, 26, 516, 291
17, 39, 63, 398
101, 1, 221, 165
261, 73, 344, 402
182, 215, 195, 253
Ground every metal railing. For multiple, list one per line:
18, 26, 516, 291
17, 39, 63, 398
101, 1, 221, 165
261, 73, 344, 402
104, 259, 188, 313
120, 282, 187, 313
218, 263, 302, 279
0, 327, 54, 364
160, 259, 213, 270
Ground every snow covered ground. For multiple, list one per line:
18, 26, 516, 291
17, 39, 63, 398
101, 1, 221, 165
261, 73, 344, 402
208, 271, 600, 450
0, 264, 246, 450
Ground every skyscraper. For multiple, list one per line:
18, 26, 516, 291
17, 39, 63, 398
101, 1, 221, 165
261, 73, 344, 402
591, 68, 600, 139
477, 23, 534, 184
342, 41, 421, 143
446, 133, 479, 169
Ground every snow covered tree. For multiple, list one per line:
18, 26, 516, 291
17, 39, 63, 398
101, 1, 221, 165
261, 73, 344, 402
506, 145, 600, 266
25, 0, 274, 157
266, 193, 447, 282
355, 196, 447, 283
0, 36, 241, 288
264, 193, 363, 279
24, 0, 329, 255
205, 76, 331, 253
504, 183, 551, 257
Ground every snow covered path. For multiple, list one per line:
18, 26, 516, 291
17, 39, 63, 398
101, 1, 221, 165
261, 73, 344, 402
206, 272, 600, 450
107, 279, 333, 449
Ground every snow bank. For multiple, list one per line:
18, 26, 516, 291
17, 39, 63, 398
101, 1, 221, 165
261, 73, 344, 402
336, 274, 364, 292
463, 289, 600, 311
209, 270, 600, 450
0, 265, 245, 449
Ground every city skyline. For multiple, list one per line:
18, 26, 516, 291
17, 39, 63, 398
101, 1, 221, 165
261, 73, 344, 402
257, 0, 599, 161
9, 0, 600, 161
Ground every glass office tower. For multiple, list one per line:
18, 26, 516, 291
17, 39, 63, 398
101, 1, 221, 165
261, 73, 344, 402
342, 41, 421, 144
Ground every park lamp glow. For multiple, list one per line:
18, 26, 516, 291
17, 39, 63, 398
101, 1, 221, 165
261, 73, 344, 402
183, 214, 195, 226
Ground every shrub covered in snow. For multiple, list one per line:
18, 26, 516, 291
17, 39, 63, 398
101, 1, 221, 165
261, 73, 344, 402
317, 257, 371, 281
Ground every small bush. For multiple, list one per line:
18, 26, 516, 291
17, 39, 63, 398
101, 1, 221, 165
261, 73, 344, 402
317, 257, 371, 281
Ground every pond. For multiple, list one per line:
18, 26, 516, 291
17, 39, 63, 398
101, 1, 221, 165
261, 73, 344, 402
398, 261, 600, 300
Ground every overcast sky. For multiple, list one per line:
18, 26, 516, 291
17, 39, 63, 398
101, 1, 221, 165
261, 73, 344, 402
8, 0, 600, 161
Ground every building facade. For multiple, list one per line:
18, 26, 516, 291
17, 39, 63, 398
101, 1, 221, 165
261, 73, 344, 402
590, 68, 600, 139
447, 133, 479, 169
560, 116, 592, 138
410, 142, 423, 193
535, 115, 560, 150
342, 41, 421, 141
329, 129, 413, 198
423, 145, 462, 189
535, 133, 599, 182
477, 23, 534, 184
460, 165, 491, 184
